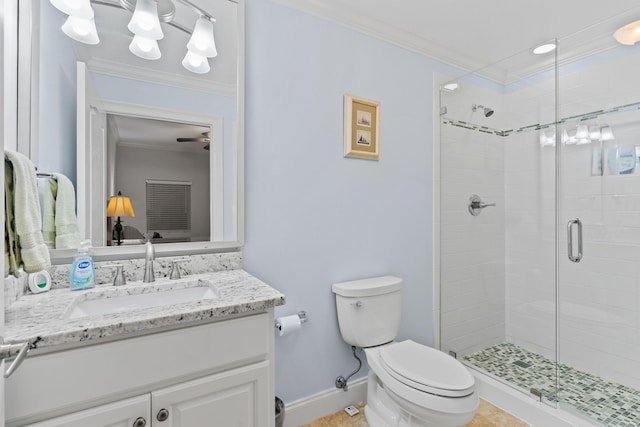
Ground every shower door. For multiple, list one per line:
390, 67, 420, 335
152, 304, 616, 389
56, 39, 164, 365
556, 39, 640, 425
438, 41, 559, 406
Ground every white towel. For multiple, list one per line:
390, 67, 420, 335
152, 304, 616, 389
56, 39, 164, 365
41, 177, 57, 249
53, 173, 81, 249
4, 151, 51, 273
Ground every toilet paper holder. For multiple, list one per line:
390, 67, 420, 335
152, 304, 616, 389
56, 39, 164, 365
274, 311, 308, 330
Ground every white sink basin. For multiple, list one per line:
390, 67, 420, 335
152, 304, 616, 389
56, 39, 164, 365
63, 279, 219, 320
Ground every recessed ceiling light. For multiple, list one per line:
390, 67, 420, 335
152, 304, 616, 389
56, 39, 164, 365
614, 20, 640, 45
443, 82, 459, 91
533, 43, 556, 55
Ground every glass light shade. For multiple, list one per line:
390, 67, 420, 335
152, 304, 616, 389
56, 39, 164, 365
576, 138, 592, 145
187, 17, 217, 57
106, 195, 135, 217
539, 128, 555, 147
128, 0, 164, 40
600, 126, 615, 141
182, 51, 210, 74
61, 16, 99, 45
50, 0, 94, 19
589, 125, 601, 140
614, 20, 640, 45
129, 35, 161, 60
539, 132, 546, 146
563, 129, 577, 145
575, 125, 589, 139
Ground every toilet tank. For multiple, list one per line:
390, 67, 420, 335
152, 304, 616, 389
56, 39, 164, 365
332, 276, 402, 348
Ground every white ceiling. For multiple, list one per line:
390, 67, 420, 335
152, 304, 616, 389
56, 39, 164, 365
275, 0, 640, 81
108, 115, 210, 154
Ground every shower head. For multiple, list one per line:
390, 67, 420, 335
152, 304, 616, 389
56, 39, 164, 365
472, 104, 494, 117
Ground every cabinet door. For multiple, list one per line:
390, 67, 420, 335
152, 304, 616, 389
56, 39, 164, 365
151, 362, 270, 427
25, 395, 150, 427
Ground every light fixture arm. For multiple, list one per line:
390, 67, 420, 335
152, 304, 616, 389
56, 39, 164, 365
90, 0, 216, 35
179, 0, 216, 22
53, 0, 220, 73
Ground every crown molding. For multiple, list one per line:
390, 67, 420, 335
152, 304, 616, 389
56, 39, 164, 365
272, 0, 623, 85
87, 57, 237, 97
271, 0, 487, 72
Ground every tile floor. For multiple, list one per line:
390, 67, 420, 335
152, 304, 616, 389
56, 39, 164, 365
464, 343, 640, 427
301, 400, 529, 427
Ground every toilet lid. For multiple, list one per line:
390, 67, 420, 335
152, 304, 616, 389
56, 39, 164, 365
379, 340, 475, 398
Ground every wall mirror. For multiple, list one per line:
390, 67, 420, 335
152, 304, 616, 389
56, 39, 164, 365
17, 0, 244, 262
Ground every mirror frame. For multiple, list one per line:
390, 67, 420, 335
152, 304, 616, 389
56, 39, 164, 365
16, 0, 245, 263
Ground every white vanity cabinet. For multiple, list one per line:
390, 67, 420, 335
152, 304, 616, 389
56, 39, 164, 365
25, 395, 151, 427
150, 361, 269, 426
7, 312, 275, 427
26, 362, 269, 427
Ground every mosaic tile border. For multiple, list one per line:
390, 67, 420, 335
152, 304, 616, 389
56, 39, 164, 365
442, 100, 640, 139
464, 343, 640, 427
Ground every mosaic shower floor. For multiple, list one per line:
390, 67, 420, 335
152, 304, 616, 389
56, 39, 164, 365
464, 343, 640, 427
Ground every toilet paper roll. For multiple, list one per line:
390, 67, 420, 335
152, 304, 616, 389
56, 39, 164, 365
276, 315, 302, 336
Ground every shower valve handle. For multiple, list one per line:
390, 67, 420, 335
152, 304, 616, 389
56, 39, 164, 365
468, 194, 496, 216
472, 201, 496, 209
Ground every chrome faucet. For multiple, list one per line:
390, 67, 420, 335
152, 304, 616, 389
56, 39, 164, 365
143, 241, 155, 283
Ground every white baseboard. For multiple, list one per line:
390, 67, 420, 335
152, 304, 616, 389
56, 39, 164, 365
282, 376, 368, 427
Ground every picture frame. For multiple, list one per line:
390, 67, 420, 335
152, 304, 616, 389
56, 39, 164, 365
344, 94, 380, 160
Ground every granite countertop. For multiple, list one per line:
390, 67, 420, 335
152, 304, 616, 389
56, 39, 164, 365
4, 270, 285, 353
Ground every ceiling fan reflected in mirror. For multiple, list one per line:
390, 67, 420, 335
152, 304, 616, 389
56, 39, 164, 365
177, 131, 210, 150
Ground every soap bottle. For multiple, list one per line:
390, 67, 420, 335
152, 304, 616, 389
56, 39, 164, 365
70, 240, 96, 291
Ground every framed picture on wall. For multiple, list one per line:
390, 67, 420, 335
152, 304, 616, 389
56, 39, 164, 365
344, 94, 380, 160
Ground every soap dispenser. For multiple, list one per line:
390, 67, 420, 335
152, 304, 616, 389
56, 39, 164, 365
70, 240, 96, 291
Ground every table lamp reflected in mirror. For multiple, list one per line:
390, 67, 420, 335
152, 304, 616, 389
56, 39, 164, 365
106, 191, 135, 246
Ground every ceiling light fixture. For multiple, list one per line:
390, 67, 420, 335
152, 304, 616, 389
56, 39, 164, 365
533, 43, 556, 55
182, 51, 211, 74
49, 0, 218, 74
62, 15, 100, 44
614, 20, 640, 45
187, 16, 218, 58
600, 126, 615, 141
128, 0, 164, 41
442, 82, 459, 91
129, 35, 162, 60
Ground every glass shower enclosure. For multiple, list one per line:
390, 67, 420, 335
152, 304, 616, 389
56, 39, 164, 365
438, 23, 640, 427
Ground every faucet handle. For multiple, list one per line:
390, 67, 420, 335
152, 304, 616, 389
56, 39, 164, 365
169, 257, 190, 280
104, 264, 126, 286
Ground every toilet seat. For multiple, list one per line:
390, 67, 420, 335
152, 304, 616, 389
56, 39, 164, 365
379, 340, 475, 398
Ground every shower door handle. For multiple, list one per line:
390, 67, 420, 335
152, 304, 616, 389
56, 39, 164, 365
567, 218, 583, 263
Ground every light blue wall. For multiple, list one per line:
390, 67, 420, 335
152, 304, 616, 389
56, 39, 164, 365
243, 1, 460, 403
38, 2, 77, 183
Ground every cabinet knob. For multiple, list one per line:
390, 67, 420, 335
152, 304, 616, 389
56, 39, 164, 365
133, 417, 146, 427
157, 408, 170, 422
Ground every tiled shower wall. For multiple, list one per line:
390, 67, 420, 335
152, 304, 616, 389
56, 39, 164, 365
439, 112, 506, 357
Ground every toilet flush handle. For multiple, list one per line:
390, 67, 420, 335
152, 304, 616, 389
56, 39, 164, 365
351, 301, 362, 308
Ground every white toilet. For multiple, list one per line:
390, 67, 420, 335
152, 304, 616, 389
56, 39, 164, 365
332, 276, 478, 427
